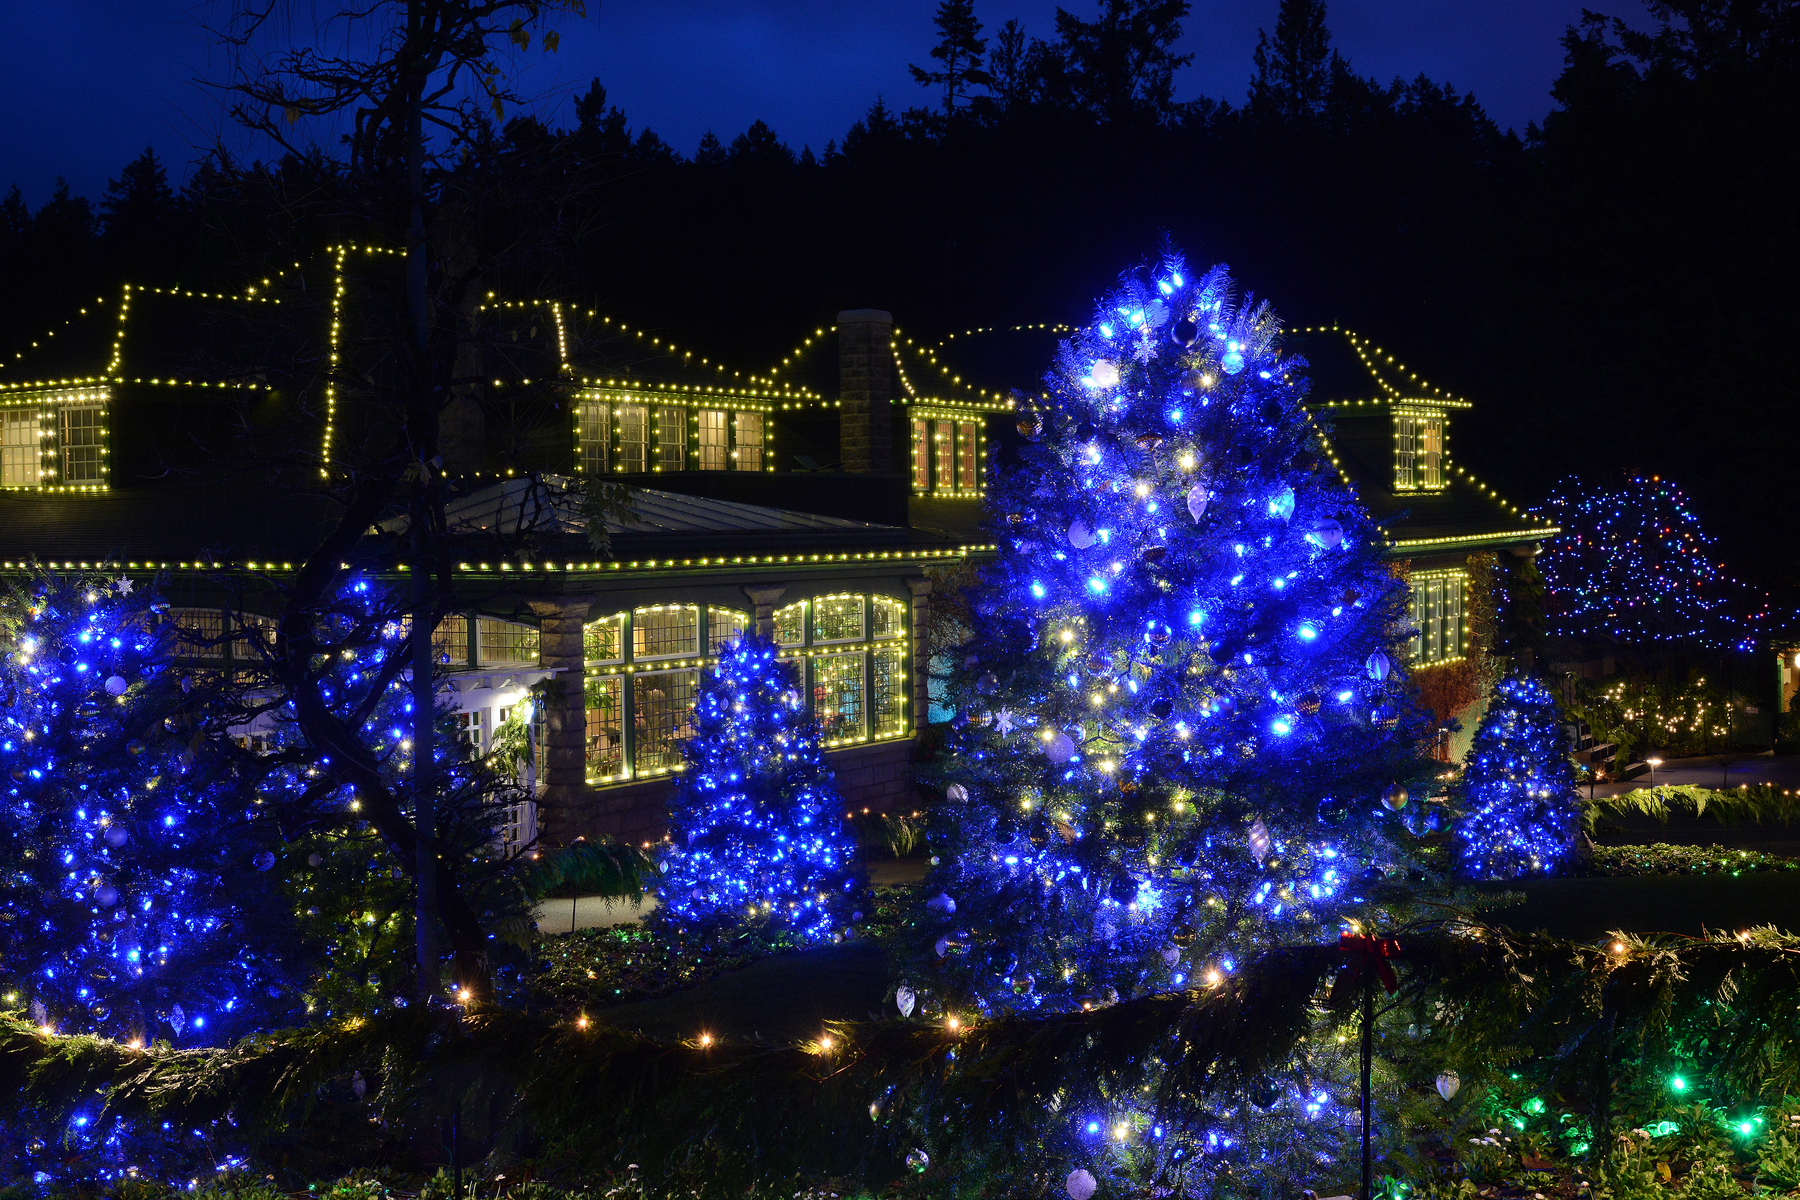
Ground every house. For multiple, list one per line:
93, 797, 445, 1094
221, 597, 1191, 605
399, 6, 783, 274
0, 253, 1004, 847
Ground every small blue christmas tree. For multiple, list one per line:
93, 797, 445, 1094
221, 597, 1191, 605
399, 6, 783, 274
1454, 675, 1581, 879
656, 634, 860, 941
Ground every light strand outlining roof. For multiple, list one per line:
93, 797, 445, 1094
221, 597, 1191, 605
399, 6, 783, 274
892, 333, 1014, 411
1291, 325, 1473, 409
1, 283, 284, 382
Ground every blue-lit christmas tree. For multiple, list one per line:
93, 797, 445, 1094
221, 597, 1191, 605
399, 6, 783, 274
914, 255, 1440, 1192
1532, 474, 1773, 651
0, 572, 302, 1047
655, 635, 860, 941
1453, 675, 1581, 879
924, 256, 1434, 1014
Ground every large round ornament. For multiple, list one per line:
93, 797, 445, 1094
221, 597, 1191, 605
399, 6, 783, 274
1089, 359, 1120, 389
1067, 520, 1097, 549
1107, 872, 1138, 904
906, 1149, 930, 1172
94, 884, 119, 908
253, 850, 277, 871
1381, 783, 1409, 812
1042, 729, 1076, 763
1160, 943, 1181, 966
946, 783, 969, 803
1066, 1169, 1098, 1200
1372, 705, 1400, 730
1436, 1071, 1461, 1101
1171, 318, 1199, 346
1221, 348, 1247, 375
1268, 487, 1296, 522
1307, 520, 1343, 550
1366, 650, 1391, 682
1017, 414, 1044, 441
104, 826, 128, 848
104, 675, 128, 696
925, 892, 957, 916
976, 671, 1000, 696
1186, 484, 1209, 523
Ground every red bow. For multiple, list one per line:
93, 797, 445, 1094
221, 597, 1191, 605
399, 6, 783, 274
1338, 931, 1401, 995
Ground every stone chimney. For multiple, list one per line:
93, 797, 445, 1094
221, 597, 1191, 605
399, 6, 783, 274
837, 308, 893, 474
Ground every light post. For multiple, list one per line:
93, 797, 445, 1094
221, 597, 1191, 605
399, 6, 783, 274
1646, 756, 1663, 783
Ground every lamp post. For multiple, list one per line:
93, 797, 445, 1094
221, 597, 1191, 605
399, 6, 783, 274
1647, 756, 1663, 783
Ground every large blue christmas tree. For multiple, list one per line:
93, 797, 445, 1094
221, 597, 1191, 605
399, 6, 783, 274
655, 634, 860, 942
923, 256, 1434, 1017
1454, 675, 1581, 879
0, 572, 302, 1047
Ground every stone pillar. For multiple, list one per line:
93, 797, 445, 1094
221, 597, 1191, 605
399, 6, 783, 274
742, 583, 787, 640
528, 596, 594, 845
838, 309, 893, 474
905, 576, 933, 732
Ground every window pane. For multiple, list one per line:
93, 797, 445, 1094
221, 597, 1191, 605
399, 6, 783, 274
2, 407, 35, 486
169, 608, 225, 658
655, 406, 686, 471
634, 668, 697, 774
1426, 578, 1444, 661
579, 400, 609, 474
477, 617, 540, 665
633, 605, 698, 659
697, 409, 728, 471
707, 607, 748, 654
774, 601, 806, 647
958, 421, 978, 488
455, 709, 485, 756
617, 405, 647, 472
584, 612, 625, 663
231, 612, 279, 665
1395, 415, 1417, 490
735, 412, 764, 472
933, 421, 952, 490
871, 596, 906, 639
61, 405, 102, 483
911, 418, 929, 489
1420, 417, 1444, 489
812, 595, 864, 643
1407, 585, 1424, 661
872, 644, 907, 737
433, 614, 469, 666
1444, 575, 1465, 659
814, 653, 864, 742
586, 675, 624, 780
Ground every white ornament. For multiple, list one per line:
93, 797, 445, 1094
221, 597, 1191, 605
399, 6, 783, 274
896, 985, 916, 1018
1132, 332, 1159, 363
1160, 943, 1181, 966
925, 892, 957, 916
1066, 1169, 1098, 1200
1186, 484, 1209, 523
1307, 520, 1344, 550
906, 1149, 930, 1172
1067, 519, 1097, 549
1088, 359, 1120, 389
352, 1071, 368, 1100
946, 783, 969, 803
1436, 1071, 1461, 1101
1248, 818, 1272, 859
993, 708, 1016, 735
113, 577, 133, 595
30, 1000, 47, 1026
1366, 651, 1391, 682
169, 1004, 186, 1034
1042, 730, 1076, 764
104, 675, 128, 696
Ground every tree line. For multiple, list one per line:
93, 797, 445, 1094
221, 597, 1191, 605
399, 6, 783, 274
1, 0, 1797, 594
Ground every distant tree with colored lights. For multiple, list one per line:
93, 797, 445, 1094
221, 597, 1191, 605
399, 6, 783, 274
655, 635, 861, 941
0, 572, 302, 1047
1533, 475, 1773, 651
915, 253, 1441, 1193
1453, 675, 1581, 879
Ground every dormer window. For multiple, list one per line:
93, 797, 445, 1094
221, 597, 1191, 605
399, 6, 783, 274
1394, 408, 1444, 490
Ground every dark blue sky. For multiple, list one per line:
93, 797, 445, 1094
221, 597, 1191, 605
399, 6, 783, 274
4, 0, 1653, 208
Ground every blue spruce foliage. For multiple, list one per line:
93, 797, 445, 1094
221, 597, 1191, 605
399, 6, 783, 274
1454, 674, 1580, 879
656, 634, 861, 941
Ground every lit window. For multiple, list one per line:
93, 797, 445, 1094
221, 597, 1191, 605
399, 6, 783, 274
707, 607, 748, 654
814, 653, 865, 741
578, 400, 609, 474
476, 618, 540, 666
872, 644, 907, 737
655, 406, 686, 471
585, 676, 624, 780
1394, 412, 1445, 491
1, 407, 35, 486
634, 605, 699, 660
1408, 572, 1466, 663
634, 668, 698, 773
812, 595, 864, 643
735, 412, 764, 471
872, 596, 906, 639
60, 405, 103, 483
933, 420, 953, 490
697, 409, 728, 471
911, 418, 930, 490
584, 613, 625, 663
958, 421, 978, 489
617, 405, 647, 472
433, 615, 470, 666
167, 608, 225, 659
455, 709, 485, 755
774, 601, 807, 647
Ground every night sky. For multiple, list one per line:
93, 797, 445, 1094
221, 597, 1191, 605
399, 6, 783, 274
3, 0, 1652, 207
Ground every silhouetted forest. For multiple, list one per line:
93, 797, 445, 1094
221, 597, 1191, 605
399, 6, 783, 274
1, 0, 1795, 592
